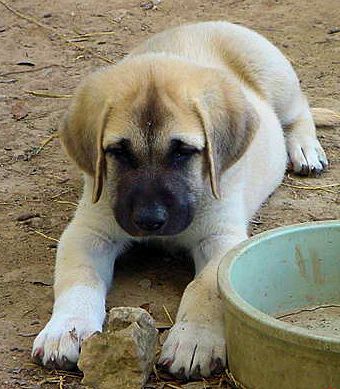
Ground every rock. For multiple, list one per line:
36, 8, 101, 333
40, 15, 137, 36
24, 217, 43, 228
78, 307, 158, 389
15, 212, 40, 222
11, 101, 28, 120
138, 278, 152, 289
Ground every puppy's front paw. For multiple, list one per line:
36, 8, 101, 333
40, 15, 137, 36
158, 322, 226, 380
287, 135, 328, 175
32, 315, 101, 370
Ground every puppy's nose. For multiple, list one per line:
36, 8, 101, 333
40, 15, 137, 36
133, 204, 168, 232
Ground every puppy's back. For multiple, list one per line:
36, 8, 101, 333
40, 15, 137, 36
129, 21, 300, 117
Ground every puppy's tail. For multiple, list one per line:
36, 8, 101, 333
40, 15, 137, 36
312, 108, 340, 127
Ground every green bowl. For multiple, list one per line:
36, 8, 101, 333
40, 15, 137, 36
218, 220, 340, 389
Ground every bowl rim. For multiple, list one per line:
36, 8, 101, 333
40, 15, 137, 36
217, 220, 340, 352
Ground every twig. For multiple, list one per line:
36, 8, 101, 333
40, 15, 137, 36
162, 305, 174, 326
68, 31, 116, 39
66, 37, 89, 43
286, 175, 339, 188
51, 369, 83, 378
276, 304, 340, 320
33, 230, 59, 243
155, 322, 172, 330
66, 40, 115, 64
54, 200, 77, 207
18, 332, 39, 337
152, 364, 160, 381
164, 384, 182, 389
286, 182, 339, 189
0, 0, 56, 32
34, 133, 59, 155
0, 64, 62, 77
0, 1, 115, 64
59, 375, 65, 389
0, 78, 17, 83
38, 377, 62, 385
25, 90, 72, 98
226, 370, 247, 389
51, 189, 72, 199
22, 308, 35, 317
281, 182, 339, 194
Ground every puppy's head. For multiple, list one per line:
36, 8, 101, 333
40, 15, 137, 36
60, 56, 258, 237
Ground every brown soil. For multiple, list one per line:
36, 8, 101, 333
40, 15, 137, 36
0, 0, 339, 388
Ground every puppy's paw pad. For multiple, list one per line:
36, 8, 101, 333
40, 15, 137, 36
287, 136, 328, 176
32, 316, 101, 370
159, 322, 226, 379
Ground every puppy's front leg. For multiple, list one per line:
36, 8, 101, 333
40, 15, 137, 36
159, 234, 246, 379
32, 218, 125, 369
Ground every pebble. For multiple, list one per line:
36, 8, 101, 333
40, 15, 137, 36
16, 212, 40, 222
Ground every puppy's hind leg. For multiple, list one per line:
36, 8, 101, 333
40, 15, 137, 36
284, 97, 328, 175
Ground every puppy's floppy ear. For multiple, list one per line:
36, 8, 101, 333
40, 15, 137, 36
193, 72, 259, 199
59, 83, 111, 203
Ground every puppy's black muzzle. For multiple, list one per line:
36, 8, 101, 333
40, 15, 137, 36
133, 203, 169, 232
114, 171, 195, 237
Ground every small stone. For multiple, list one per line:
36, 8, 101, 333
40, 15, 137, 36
23, 217, 43, 228
11, 101, 28, 120
16, 212, 40, 222
328, 27, 340, 35
8, 367, 21, 373
138, 278, 152, 289
78, 307, 158, 389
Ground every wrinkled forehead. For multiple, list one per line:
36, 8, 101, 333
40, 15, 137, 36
102, 84, 205, 152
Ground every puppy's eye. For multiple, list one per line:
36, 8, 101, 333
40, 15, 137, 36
169, 140, 200, 165
105, 140, 137, 168
173, 147, 198, 160
106, 146, 125, 157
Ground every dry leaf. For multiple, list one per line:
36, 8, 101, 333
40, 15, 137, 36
11, 101, 28, 120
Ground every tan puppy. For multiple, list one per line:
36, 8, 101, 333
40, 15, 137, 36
32, 21, 338, 379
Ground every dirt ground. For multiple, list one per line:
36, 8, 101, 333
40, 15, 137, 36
0, 0, 339, 388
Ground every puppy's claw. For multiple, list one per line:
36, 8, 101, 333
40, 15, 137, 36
43, 354, 77, 371
287, 136, 328, 176
32, 347, 44, 365
190, 364, 201, 380
210, 357, 224, 375
173, 366, 187, 381
157, 358, 173, 370
32, 315, 101, 370
159, 322, 226, 379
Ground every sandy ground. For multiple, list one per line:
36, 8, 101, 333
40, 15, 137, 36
0, 0, 339, 387
279, 306, 340, 338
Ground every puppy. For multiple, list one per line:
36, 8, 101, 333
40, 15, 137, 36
32, 21, 337, 379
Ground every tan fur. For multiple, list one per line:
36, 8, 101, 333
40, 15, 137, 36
193, 71, 259, 198
61, 59, 258, 201
214, 36, 266, 98
311, 108, 340, 127
92, 104, 112, 203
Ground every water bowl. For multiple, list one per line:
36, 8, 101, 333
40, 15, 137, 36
218, 220, 340, 389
